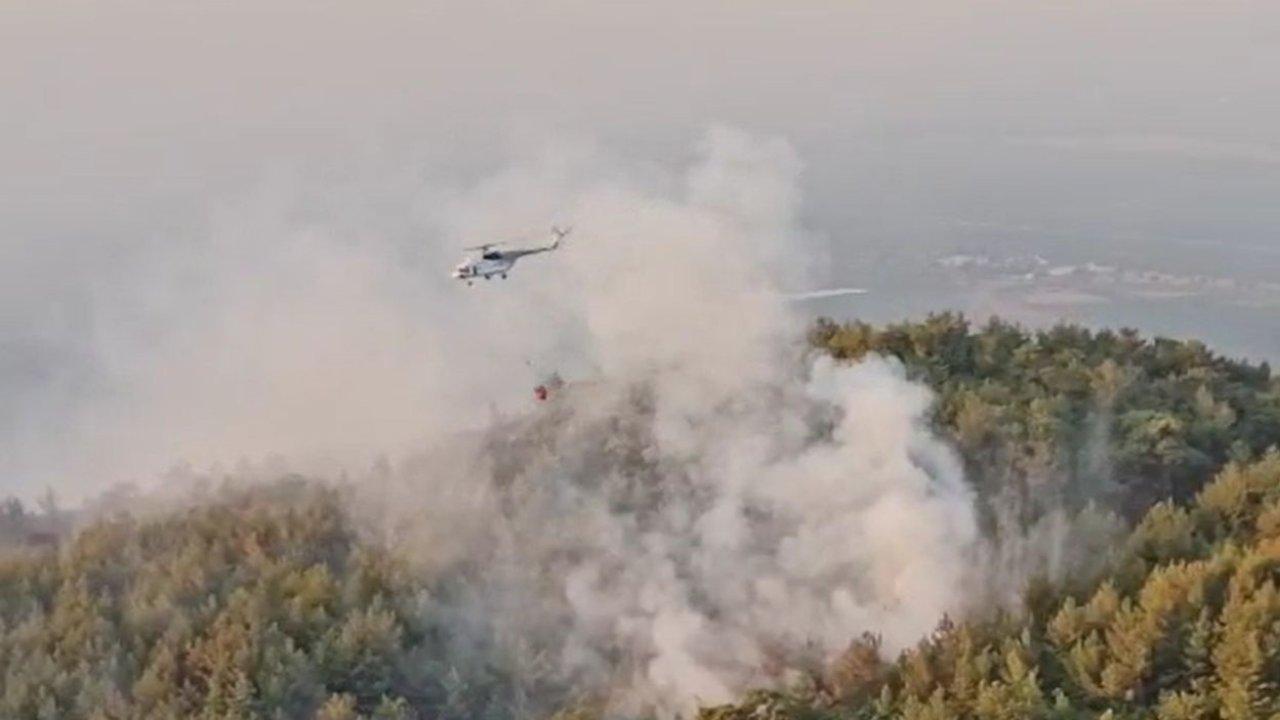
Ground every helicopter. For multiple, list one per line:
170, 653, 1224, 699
452, 226, 570, 285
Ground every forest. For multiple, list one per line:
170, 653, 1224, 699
1, 315, 1278, 719
808, 314, 1279, 522
699, 451, 1280, 720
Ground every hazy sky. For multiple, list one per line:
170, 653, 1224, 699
3, 0, 1279, 498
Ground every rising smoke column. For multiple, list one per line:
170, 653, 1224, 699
361, 128, 986, 717
17, 117, 988, 715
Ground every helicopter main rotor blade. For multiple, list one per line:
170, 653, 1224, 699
782, 287, 870, 301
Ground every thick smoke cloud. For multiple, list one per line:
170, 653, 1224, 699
370, 358, 980, 716
352, 129, 984, 716
5, 121, 1036, 714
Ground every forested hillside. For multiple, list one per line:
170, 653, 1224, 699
2, 316, 1278, 719
0, 480, 521, 719
811, 314, 1280, 521
700, 453, 1280, 720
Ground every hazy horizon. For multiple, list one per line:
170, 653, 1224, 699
4, 0, 1278, 499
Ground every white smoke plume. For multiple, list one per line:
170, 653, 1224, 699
20, 124, 989, 716
350, 128, 985, 716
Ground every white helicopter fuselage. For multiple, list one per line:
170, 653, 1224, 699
453, 255, 515, 281
452, 227, 569, 285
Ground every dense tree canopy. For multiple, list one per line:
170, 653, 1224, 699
0, 481, 521, 719
2, 317, 1278, 719
810, 314, 1280, 521
699, 452, 1280, 720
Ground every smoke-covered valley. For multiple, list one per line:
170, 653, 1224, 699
312, 130, 1004, 715
5, 122, 1274, 717
361, 354, 986, 716
5, 5, 1280, 718
6, 127, 1060, 716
